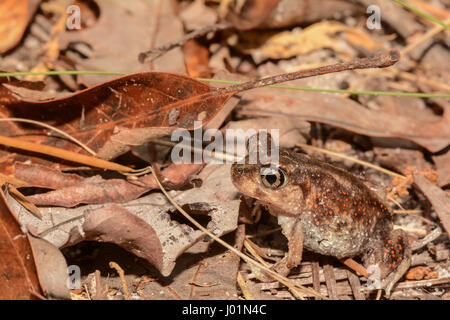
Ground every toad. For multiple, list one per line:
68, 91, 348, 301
231, 147, 411, 295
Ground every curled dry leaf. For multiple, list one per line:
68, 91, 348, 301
243, 21, 381, 63
14, 163, 84, 190
0, 0, 40, 53
0, 185, 42, 299
224, 0, 281, 30
59, 0, 186, 86
433, 152, 450, 187
237, 87, 450, 153
1, 71, 235, 165
373, 147, 426, 174
27, 233, 70, 300
180, 0, 218, 31
15, 162, 203, 207
6, 165, 240, 277
413, 174, 450, 238
257, 0, 362, 29
130, 225, 245, 300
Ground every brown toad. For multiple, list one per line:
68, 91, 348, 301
231, 148, 411, 295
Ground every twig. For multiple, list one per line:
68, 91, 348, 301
138, 23, 231, 63
346, 270, 365, 300
246, 227, 282, 239
0, 135, 133, 172
296, 143, 407, 180
237, 272, 254, 300
0, 117, 96, 156
7, 185, 42, 218
323, 264, 338, 299
410, 227, 442, 251
109, 261, 130, 300
215, 50, 400, 94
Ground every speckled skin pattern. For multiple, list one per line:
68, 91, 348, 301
231, 149, 410, 280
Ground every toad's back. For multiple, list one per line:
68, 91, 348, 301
286, 151, 394, 258
231, 149, 394, 258
231, 148, 410, 291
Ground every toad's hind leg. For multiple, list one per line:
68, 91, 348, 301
382, 229, 411, 296
363, 229, 411, 297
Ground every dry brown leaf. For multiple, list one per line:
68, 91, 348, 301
433, 151, 450, 188
225, 0, 280, 30
0, 0, 40, 53
59, 0, 186, 86
413, 174, 450, 237
236, 87, 450, 153
0, 185, 43, 299
27, 233, 70, 299
17, 163, 203, 207
1, 71, 235, 166
242, 21, 381, 63
7, 165, 240, 277
180, 0, 217, 31
258, 0, 362, 29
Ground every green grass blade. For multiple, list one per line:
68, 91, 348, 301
198, 78, 450, 98
0, 71, 448, 98
393, 0, 450, 30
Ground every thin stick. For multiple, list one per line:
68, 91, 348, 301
199, 77, 450, 98
340, 258, 368, 278
138, 23, 231, 63
296, 143, 407, 180
109, 262, 130, 300
0, 135, 133, 172
0, 118, 96, 156
215, 50, 400, 94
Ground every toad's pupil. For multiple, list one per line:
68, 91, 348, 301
265, 173, 278, 184
260, 165, 288, 189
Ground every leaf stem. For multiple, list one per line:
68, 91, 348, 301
215, 50, 400, 94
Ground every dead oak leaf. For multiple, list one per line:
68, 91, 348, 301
6, 165, 240, 277
0, 0, 40, 53
238, 88, 450, 153
59, 0, 186, 86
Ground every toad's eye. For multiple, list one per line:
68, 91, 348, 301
259, 165, 288, 189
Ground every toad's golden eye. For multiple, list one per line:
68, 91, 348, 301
259, 165, 288, 189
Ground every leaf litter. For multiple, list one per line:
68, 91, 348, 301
0, 0, 449, 300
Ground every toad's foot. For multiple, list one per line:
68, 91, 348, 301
364, 229, 411, 297
255, 217, 304, 282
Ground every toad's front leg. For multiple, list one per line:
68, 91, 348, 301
257, 216, 304, 281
